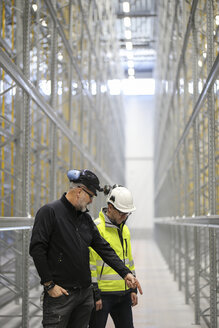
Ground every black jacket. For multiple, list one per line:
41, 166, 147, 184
29, 193, 131, 288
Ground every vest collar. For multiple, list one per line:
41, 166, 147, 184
101, 208, 124, 230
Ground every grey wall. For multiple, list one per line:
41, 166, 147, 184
124, 95, 154, 236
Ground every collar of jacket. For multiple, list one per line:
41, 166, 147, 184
101, 208, 124, 230
61, 193, 89, 216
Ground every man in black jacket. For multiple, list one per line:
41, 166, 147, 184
29, 169, 142, 328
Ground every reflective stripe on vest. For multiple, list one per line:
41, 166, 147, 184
96, 258, 131, 267
97, 273, 123, 281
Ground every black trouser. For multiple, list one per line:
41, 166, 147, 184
89, 293, 134, 328
43, 285, 94, 328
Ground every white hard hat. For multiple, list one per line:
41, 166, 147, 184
107, 186, 136, 213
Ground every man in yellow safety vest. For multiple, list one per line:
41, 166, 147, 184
89, 185, 138, 328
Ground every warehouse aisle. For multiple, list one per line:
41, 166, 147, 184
0, 236, 202, 328
107, 236, 201, 328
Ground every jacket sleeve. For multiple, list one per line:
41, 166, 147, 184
89, 246, 101, 301
127, 229, 137, 294
127, 229, 136, 276
90, 221, 131, 279
29, 205, 55, 284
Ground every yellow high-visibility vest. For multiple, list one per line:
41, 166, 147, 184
90, 209, 136, 292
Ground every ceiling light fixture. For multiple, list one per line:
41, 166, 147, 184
124, 17, 131, 27
127, 52, 133, 60
127, 60, 134, 68
126, 42, 133, 50
123, 2, 130, 13
58, 52, 63, 61
125, 30, 132, 39
128, 68, 135, 76
40, 19, 47, 27
32, 4, 38, 11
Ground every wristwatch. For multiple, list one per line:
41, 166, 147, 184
44, 281, 55, 292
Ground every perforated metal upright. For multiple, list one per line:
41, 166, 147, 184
154, 0, 219, 327
0, 1, 126, 326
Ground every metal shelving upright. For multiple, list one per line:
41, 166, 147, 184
154, 0, 219, 327
0, 1, 125, 326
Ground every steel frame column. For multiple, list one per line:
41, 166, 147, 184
35, 0, 41, 213
22, 1, 31, 326
22, 1, 31, 217
192, 8, 200, 324
14, 0, 24, 303
183, 57, 190, 304
206, 0, 216, 216
169, 224, 174, 272
175, 151, 181, 285
207, 0, 217, 326
178, 225, 182, 290
184, 225, 189, 303
50, 0, 58, 200
194, 226, 200, 324
173, 224, 177, 281
209, 228, 217, 328
69, 0, 74, 169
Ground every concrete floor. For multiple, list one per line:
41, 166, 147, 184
106, 237, 201, 328
0, 237, 202, 327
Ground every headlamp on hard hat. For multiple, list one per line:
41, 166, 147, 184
103, 184, 123, 196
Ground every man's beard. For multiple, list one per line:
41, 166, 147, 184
76, 200, 87, 212
80, 205, 87, 212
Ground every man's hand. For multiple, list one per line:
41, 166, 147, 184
124, 273, 143, 295
47, 284, 69, 297
131, 292, 138, 307
95, 299, 102, 311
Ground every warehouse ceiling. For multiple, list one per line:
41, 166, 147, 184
115, 0, 157, 79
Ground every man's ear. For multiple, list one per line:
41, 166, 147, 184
76, 187, 82, 198
108, 203, 113, 213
